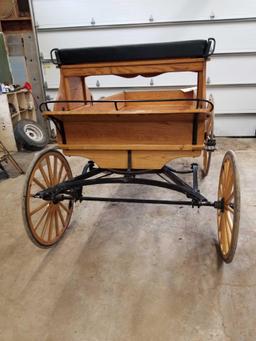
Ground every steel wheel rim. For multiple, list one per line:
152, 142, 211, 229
24, 150, 73, 246
217, 151, 240, 261
24, 123, 44, 142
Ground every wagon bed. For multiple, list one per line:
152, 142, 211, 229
44, 88, 212, 169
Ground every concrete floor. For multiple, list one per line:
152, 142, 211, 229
0, 138, 255, 341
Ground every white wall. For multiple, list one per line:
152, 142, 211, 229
32, 0, 256, 136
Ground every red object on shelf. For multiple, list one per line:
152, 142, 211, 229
23, 82, 32, 91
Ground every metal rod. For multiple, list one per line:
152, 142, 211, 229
127, 150, 132, 174
106, 168, 158, 175
191, 163, 199, 192
162, 166, 191, 188
39, 98, 214, 112
164, 165, 193, 174
79, 196, 218, 207
162, 166, 206, 201
81, 197, 194, 205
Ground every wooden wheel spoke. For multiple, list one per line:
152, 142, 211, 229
225, 204, 234, 214
48, 206, 55, 241
218, 182, 223, 198
59, 202, 69, 214
223, 212, 231, 246
41, 205, 52, 239
225, 211, 233, 232
223, 226, 231, 248
219, 214, 225, 247
46, 156, 54, 186
225, 191, 234, 205
57, 205, 65, 226
55, 208, 60, 237
38, 164, 51, 188
219, 169, 226, 194
57, 163, 64, 183
221, 215, 229, 254
34, 204, 49, 231
224, 169, 234, 197
222, 162, 229, 188
218, 212, 223, 231
224, 183, 234, 199
30, 201, 49, 216
60, 172, 68, 183
53, 156, 58, 185
33, 177, 46, 190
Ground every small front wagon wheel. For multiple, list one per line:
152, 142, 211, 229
23, 149, 73, 247
217, 150, 240, 263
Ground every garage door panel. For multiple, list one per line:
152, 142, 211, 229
38, 22, 256, 59
215, 115, 256, 136
33, 0, 256, 27
209, 87, 256, 114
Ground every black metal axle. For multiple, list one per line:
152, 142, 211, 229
33, 162, 223, 210
78, 196, 222, 209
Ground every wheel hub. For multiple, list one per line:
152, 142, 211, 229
24, 123, 43, 142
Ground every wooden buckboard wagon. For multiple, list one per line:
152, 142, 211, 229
23, 38, 240, 263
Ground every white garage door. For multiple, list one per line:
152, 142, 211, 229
31, 0, 256, 136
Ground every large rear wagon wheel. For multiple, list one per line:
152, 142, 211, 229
217, 150, 240, 263
23, 149, 73, 247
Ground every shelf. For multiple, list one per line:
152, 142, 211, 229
1, 17, 31, 21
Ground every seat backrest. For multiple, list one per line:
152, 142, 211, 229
51, 39, 215, 66
51, 39, 215, 111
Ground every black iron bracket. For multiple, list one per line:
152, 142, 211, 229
192, 113, 198, 145
204, 137, 216, 151
47, 115, 67, 144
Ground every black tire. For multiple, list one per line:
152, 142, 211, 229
14, 119, 48, 151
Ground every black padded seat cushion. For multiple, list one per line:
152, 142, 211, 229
52, 39, 215, 66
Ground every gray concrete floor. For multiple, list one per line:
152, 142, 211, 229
0, 138, 256, 341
